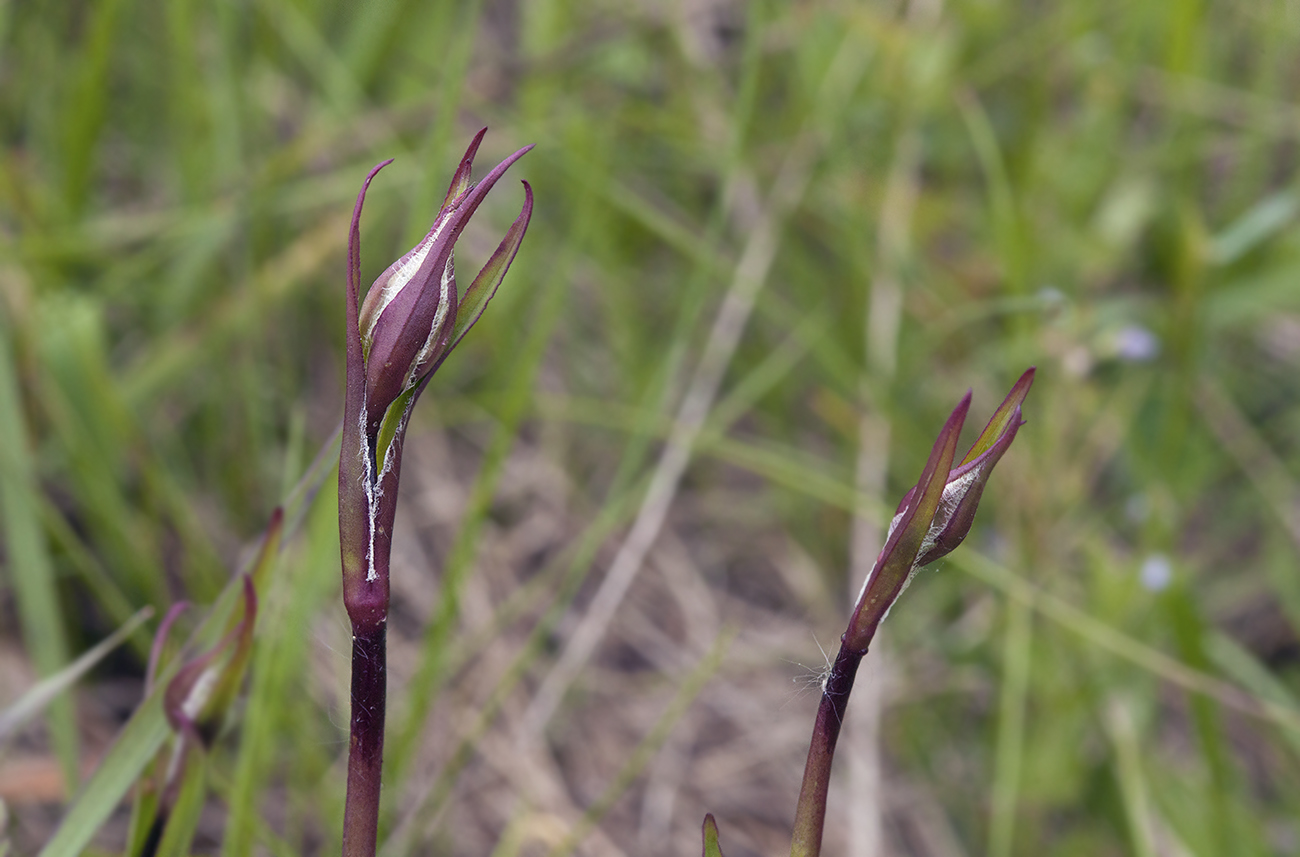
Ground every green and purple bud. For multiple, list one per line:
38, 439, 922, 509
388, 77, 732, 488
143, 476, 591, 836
128, 510, 280, 857
137, 575, 259, 857
161, 507, 279, 746
845, 368, 1034, 652
339, 130, 533, 633
790, 370, 1034, 857
163, 574, 258, 749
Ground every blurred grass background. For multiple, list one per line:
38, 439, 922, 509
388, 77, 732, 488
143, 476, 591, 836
2, 0, 1300, 854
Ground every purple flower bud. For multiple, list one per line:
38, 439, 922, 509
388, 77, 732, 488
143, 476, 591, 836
914, 367, 1034, 566
354, 131, 534, 442
338, 130, 533, 633
845, 368, 1034, 652
164, 575, 257, 749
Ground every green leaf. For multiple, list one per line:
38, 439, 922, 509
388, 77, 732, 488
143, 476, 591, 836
959, 367, 1035, 467
37, 686, 171, 857
0, 315, 79, 788
154, 748, 209, 857
702, 814, 727, 857
446, 181, 534, 353
0, 608, 152, 743
40, 572, 250, 857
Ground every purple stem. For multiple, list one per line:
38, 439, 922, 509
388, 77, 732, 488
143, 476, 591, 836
789, 643, 865, 857
342, 624, 387, 857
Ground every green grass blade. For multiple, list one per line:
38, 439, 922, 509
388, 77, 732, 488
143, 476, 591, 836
987, 597, 1032, 857
0, 315, 80, 790
0, 608, 152, 742
154, 748, 209, 857
37, 689, 172, 857
59, 0, 126, 215
39, 570, 250, 857
223, 492, 340, 857
1103, 697, 1158, 857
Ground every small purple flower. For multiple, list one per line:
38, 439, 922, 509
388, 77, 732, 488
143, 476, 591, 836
1139, 553, 1172, 591
1113, 324, 1159, 362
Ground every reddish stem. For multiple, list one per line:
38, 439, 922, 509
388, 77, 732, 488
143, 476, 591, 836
342, 624, 387, 857
789, 643, 865, 857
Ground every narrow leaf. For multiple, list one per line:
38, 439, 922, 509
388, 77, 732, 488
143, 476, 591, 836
244, 506, 284, 596
702, 814, 727, 857
340, 161, 392, 616
40, 570, 251, 857
959, 367, 1035, 466
0, 317, 79, 785
37, 689, 171, 857
0, 608, 153, 742
152, 748, 209, 857
447, 181, 534, 354
146, 603, 191, 696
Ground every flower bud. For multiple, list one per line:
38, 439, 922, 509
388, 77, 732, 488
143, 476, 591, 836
355, 133, 534, 442
845, 368, 1034, 652
163, 575, 257, 749
338, 130, 533, 633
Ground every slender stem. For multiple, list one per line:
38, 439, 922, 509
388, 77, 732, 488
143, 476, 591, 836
342, 623, 387, 857
790, 644, 865, 857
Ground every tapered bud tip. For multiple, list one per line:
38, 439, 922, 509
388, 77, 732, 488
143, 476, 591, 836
847, 372, 1032, 648
1000, 369, 1034, 414
446, 131, 489, 207
942, 392, 972, 443
352, 160, 395, 229
348, 158, 397, 327
1009, 367, 1035, 402
959, 368, 1035, 467
240, 573, 257, 618
916, 372, 1034, 566
145, 601, 190, 694
702, 814, 726, 857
